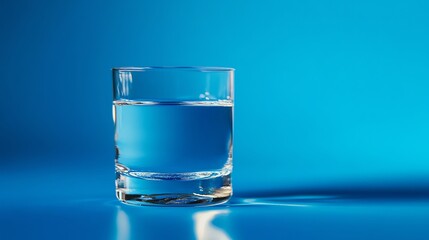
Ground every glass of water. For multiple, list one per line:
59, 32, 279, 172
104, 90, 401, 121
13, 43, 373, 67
112, 67, 234, 206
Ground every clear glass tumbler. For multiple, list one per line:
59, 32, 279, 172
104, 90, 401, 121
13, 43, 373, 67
112, 67, 234, 206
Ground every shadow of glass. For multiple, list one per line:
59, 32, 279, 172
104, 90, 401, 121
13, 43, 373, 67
111, 179, 429, 240
233, 183, 429, 205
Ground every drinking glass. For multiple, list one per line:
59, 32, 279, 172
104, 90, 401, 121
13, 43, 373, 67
112, 66, 234, 206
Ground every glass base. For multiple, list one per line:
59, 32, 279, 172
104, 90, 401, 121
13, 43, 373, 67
115, 169, 232, 206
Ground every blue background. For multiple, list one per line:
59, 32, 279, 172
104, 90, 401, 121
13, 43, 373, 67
1, 0, 429, 239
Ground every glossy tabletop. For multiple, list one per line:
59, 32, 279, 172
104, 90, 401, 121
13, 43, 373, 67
2, 156, 429, 240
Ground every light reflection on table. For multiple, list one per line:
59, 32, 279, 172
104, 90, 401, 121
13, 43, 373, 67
2, 160, 429, 240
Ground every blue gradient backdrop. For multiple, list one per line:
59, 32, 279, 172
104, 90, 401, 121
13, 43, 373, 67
1, 0, 429, 193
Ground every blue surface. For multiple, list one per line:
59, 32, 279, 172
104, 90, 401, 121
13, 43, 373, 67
1, 0, 429, 239
2, 156, 429, 239
4, 198, 429, 240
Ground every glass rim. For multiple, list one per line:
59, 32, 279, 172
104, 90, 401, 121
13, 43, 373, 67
112, 66, 235, 72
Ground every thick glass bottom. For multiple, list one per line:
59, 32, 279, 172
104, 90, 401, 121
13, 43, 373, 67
115, 168, 232, 206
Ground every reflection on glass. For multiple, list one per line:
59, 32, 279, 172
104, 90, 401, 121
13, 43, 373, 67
193, 210, 231, 240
